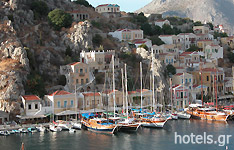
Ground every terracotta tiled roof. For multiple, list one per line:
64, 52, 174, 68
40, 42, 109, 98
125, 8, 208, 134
197, 39, 212, 42
69, 62, 81, 66
172, 84, 180, 88
50, 90, 72, 96
180, 52, 193, 56
201, 68, 222, 72
83, 92, 100, 96
176, 67, 184, 69
22, 95, 40, 101
175, 73, 183, 76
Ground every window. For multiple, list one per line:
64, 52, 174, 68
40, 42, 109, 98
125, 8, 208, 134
71, 100, 74, 107
177, 92, 179, 97
57, 101, 61, 108
87, 100, 89, 105
76, 79, 78, 84
189, 78, 191, 82
182, 79, 183, 84
207, 76, 209, 81
185, 79, 188, 83
86, 78, 89, 83
85, 69, 87, 73
166, 59, 168, 63
177, 101, 179, 106
81, 79, 84, 85
80, 68, 83, 73
181, 92, 183, 98
64, 101, 67, 108
35, 104, 38, 109
76, 69, 78, 73
28, 104, 31, 110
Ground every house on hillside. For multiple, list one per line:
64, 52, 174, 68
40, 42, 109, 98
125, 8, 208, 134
171, 85, 189, 109
109, 29, 143, 41
204, 44, 223, 59
193, 26, 209, 34
66, 10, 89, 22
95, 4, 121, 18
154, 19, 171, 28
60, 62, 94, 92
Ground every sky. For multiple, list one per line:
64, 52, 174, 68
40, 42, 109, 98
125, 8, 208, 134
86, 0, 152, 12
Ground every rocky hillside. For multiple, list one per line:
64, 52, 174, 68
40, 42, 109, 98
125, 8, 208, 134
0, 0, 170, 115
136, 0, 234, 33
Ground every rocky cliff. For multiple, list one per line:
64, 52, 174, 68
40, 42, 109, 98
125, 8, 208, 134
136, 0, 234, 33
0, 0, 93, 114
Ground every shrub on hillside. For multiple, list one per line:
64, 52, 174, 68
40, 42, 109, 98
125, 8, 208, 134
30, 1, 49, 19
48, 9, 73, 30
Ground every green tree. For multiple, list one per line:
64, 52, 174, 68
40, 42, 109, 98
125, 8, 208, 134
186, 45, 199, 52
30, 1, 49, 19
139, 44, 148, 51
162, 24, 174, 35
73, 0, 93, 7
214, 32, 228, 39
194, 21, 203, 26
166, 64, 176, 76
133, 12, 148, 25
228, 52, 234, 63
48, 9, 73, 30
152, 25, 162, 35
58, 75, 66, 86
65, 46, 72, 56
92, 34, 103, 46
206, 22, 214, 30
150, 35, 165, 46
25, 72, 46, 97
141, 23, 152, 36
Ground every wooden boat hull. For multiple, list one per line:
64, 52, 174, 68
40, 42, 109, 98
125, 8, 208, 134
187, 110, 229, 121
140, 119, 167, 128
119, 123, 141, 132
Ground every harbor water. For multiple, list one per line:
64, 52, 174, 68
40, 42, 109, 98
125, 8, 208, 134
1, 119, 234, 150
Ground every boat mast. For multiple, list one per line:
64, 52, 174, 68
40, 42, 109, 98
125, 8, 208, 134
183, 72, 185, 109
152, 51, 155, 112
140, 62, 143, 111
121, 69, 125, 114
112, 55, 116, 118
125, 64, 128, 119
170, 78, 173, 112
75, 84, 77, 120
215, 68, 218, 110
200, 65, 204, 106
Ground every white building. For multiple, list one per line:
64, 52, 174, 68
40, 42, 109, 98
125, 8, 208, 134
152, 44, 180, 55
159, 35, 181, 45
21, 95, 41, 116
134, 39, 152, 49
154, 19, 171, 28
109, 29, 143, 41
177, 33, 197, 50
204, 44, 223, 59
80, 50, 119, 71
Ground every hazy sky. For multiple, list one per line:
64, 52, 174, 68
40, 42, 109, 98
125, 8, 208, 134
86, 0, 152, 12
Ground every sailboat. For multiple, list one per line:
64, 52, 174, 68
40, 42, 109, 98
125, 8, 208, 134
115, 63, 140, 132
72, 85, 82, 130
138, 51, 167, 128
81, 61, 121, 134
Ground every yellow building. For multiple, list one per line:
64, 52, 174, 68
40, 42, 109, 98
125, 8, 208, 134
192, 68, 225, 97
193, 26, 209, 34
60, 62, 92, 92
82, 92, 103, 110
44, 90, 76, 115
221, 36, 234, 49
197, 40, 214, 51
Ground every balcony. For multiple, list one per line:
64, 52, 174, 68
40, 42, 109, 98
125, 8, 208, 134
79, 72, 85, 76
98, 61, 103, 65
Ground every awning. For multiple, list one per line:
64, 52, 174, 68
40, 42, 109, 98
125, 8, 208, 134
55, 110, 78, 116
218, 95, 234, 100
80, 109, 105, 113
16, 115, 46, 119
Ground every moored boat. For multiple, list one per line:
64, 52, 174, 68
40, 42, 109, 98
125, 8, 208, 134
82, 118, 120, 134
177, 112, 191, 119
